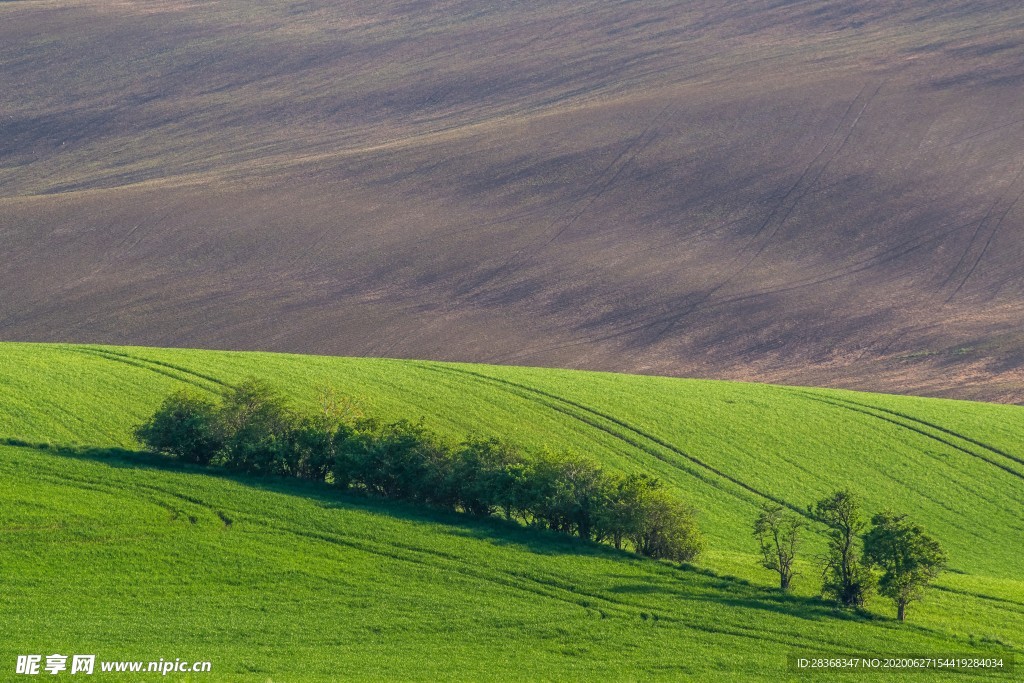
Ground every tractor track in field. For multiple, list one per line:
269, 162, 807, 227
790, 390, 1024, 469
463, 98, 680, 301
257, 518, 836, 652
10, 440, 823, 648
16, 459, 233, 529
493, 215, 924, 360
74, 346, 228, 392
646, 81, 884, 340
501, 215, 970, 360
943, 161, 1024, 303
788, 391, 1024, 483
413, 362, 808, 518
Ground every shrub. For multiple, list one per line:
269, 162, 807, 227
136, 382, 705, 565
630, 488, 704, 562
595, 473, 660, 550
342, 419, 452, 504
449, 437, 527, 516
216, 379, 297, 475
134, 390, 222, 465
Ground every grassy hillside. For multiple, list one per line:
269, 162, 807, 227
1, 343, 1022, 680
2, 1, 1024, 401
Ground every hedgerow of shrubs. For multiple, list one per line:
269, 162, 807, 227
135, 379, 703, 562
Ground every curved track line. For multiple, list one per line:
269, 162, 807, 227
414, 362, 808, 517
797, 392, 1024, 470
463, 100, 679, 300
645, 82, 884, 339
490, 215, 962, 365
788, 391, 1024, 483
74, 347, 227, 392
944, 162, 1024, 301
946, 183, 1024, 303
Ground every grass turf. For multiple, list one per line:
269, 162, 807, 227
1, 342, 1021, 680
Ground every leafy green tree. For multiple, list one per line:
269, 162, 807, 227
629, 489, 703, 562
344, 419, 452, 503
217, 378, 296, 475
449, 437, 530, 518
753, 503, 805, 591
134, 390, 222, 465
290, 416, 351, 482
811, 490, 873, 607
596, 473, 660, 550
290, 388, 361, 482
521, 448, 570, 532
554, 453, 607, 541
863, 511, 947, 622
330, 417, 380, 492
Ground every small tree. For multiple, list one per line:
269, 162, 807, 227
629, 489, 703, 562
863, 511, 946, 622
811, 490, 873, 607
596, 473, 660, 550
554, 453, 607, 541
753, 504, 805, 591
217, 378, 296, 475
450, 437, 532, 519
135, 390, 222, 464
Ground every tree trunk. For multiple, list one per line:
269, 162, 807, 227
897, 601, 906, 622
780, 574, 790, 591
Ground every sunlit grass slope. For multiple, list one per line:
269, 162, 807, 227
1, 343, 1022, 680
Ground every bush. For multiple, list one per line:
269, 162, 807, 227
134, 390, 222, 465
629, 489, 704, 562
596, 473, 659, 550
448, 437, 527, 516
216, 379, 297, 476
290, 415, 350, 481
341, 419, 452, 504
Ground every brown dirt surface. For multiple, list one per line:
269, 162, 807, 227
2, 0, 1023, 402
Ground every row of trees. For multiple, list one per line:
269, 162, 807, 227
136, 378, 948, 624
753, 490, 946, 622
135, 380, 703, 562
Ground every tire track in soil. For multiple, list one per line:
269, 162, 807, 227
461, 99, 680, 301
646, 81, 884, 341
491, 210, 959, 365
943, 161, 1024, 303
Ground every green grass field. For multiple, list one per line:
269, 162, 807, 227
2, 343, 1022, 680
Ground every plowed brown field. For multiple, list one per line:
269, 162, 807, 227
3, 0, 1023, 401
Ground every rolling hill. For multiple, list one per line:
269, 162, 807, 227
1, 343, 1022, 680
2, 1, 1024, 402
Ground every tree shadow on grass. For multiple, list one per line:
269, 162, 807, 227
4, 437, 999, 644
2, 438, 614, 559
